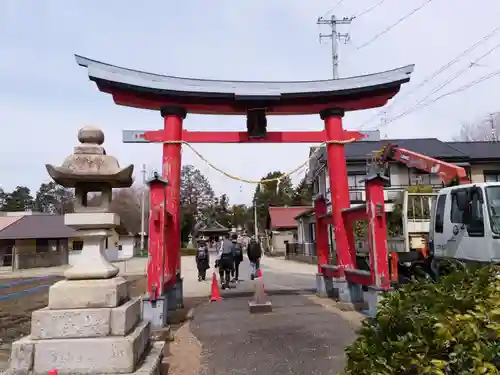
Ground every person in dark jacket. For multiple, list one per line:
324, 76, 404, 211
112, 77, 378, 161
230, 234, 244, 282
195, 240, 210, 281
247, 236, 262, 280
217, 234, 234, 289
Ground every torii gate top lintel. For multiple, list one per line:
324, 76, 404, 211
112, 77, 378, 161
75, 54, 414, 116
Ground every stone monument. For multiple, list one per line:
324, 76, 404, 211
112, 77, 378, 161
6, 126, 164, 375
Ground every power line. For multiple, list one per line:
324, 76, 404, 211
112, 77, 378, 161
380, 40, 500, 124
320, 0, 345, 19
353, 0, 390, 18
376, 68, 500, 129
358, 25, 500, 129
356, 0, 435, 50
317, 15, 353, 78
399, 26, 500, 100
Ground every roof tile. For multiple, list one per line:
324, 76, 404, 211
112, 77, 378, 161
268, 206, 312, 230
0, 215, 78, 240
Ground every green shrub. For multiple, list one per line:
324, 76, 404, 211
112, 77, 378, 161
180, 248, 197, 256
137, 248, 198, 257
342, 265, 500, 375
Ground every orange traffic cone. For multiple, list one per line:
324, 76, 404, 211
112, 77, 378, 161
257, 268, 263, 278
210, 271, 222, 302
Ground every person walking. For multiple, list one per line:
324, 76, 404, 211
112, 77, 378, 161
195, 240, 210, 281
247, 236, 262, 280
230, 234, 244, 282
217, 234, 234, 290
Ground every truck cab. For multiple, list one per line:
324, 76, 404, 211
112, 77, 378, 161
429, 182, 500, 264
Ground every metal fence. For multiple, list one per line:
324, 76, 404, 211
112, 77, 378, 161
285, 242, 317, 257
286, 237, 406, 258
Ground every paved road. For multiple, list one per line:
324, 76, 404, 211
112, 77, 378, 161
189, 259, 357, 375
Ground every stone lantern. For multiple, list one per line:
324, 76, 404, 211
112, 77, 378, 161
45, 126, 134, 279
6, 127, 164, 375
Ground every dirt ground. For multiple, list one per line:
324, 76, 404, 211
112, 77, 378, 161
0, 276, 146, 348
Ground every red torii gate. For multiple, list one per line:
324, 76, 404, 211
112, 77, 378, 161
76, 55, 414, 324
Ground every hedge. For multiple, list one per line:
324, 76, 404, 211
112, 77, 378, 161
342, 264, 500, 374
138, 248, 198, 257
180, 248, 197, 256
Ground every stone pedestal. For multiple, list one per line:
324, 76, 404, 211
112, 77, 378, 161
248, 277, 272, 314
363, 286, 392, 317
7, 277, 164, 375
142, 296, 169, 329
315, 273, 336, 298
335, 278, 365, 311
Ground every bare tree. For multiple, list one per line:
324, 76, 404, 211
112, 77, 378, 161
453, 112, 500, 141
109, 187, 146, 234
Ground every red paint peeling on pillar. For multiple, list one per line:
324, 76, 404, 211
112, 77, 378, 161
321, 109, 357, 272
365, 175, 390, 289
161, 107, 185, 288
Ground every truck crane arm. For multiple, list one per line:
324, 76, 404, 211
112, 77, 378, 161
375, 143, 470, 186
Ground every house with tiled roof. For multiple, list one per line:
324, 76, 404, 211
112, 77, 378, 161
0, 212, 77, 270
265, 206, 312, 256
294, 137, 500, 261
0, 212, 140, 270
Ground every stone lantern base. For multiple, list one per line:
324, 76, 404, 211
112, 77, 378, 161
6, 277, 164, 375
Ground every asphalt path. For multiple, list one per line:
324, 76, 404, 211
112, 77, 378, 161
190, 258, 357, 375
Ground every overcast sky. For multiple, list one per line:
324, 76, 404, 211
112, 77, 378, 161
1, 0, 500, 205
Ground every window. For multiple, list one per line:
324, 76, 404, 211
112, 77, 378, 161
72, 240, 84, 251
409, 170, 440, 186
434, 195, 446, 233
468, 188, 484, 237
486, 186, 500, 235
36, 239, 49, 253
318, 170, 327, 195
484, 171, 500, 183
312, 179, 319, 195
309, 223, 316, 242
450, 188, 484, 237
347, 173, 365, 188
450, 190, 465, 224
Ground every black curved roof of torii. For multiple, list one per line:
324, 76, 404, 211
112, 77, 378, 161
75, 54, 415, 115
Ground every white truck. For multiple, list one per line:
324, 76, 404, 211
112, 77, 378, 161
374, 144, 500, 281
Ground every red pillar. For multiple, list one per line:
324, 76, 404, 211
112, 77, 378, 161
147, 177, 168, 299
344, 219, 358, 268
320, 108, 355, 272
314, 196, 329, 274
160, 107, 186, 288
365, 175, 390, 289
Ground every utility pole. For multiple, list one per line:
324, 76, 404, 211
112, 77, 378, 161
140, 164, 147, 253
317, 15, 353, 79
490, 113, 498, 143
253, 199, 259, 239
